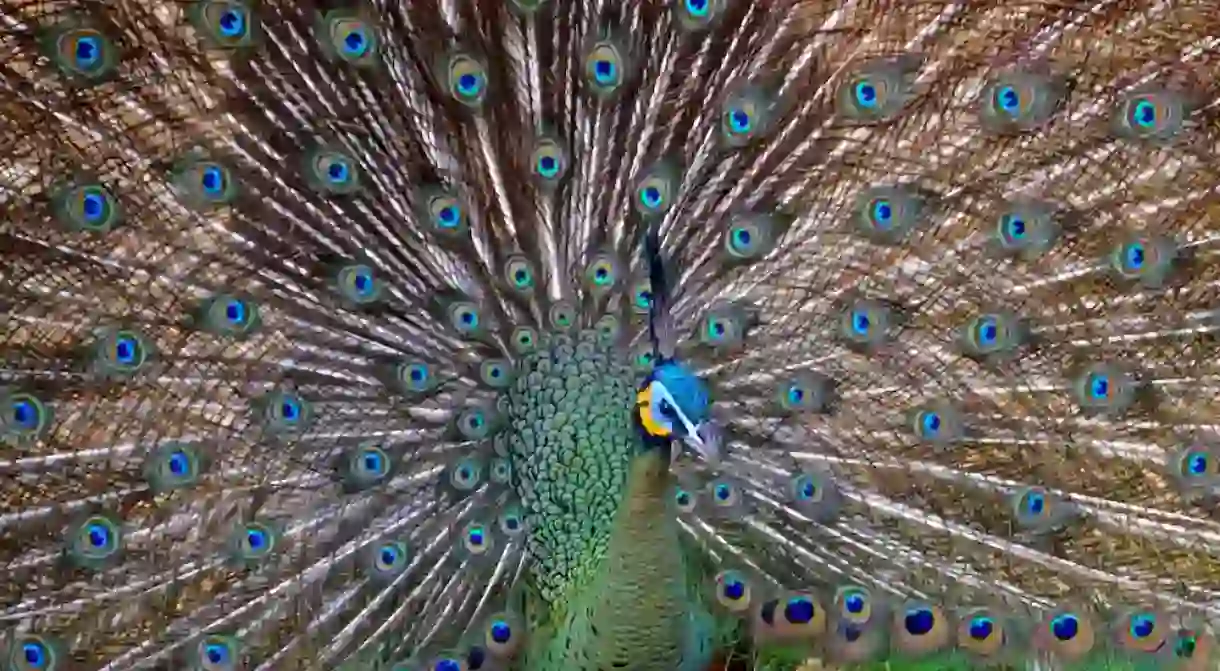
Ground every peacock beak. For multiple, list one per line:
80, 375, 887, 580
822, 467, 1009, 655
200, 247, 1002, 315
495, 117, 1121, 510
681, 421, 722, 464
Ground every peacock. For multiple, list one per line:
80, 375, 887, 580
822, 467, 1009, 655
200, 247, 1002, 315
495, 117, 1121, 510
2, 0, 1220, 669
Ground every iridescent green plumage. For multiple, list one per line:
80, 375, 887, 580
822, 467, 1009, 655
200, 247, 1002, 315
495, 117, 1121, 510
506, 330, 637, 606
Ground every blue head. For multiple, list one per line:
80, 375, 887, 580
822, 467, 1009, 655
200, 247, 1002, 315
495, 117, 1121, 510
635, 360, 719, 460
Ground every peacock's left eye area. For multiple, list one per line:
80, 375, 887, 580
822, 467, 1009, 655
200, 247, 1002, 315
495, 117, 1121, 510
659, 399, 676, 419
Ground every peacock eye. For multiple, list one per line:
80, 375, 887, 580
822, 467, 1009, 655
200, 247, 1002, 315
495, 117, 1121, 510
659, 399, 676, 418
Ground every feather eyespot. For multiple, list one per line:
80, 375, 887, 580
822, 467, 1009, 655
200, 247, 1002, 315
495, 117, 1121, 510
582, 36, 630, 98
43, 22, 118, 82
0, 390, 52, 443
53, 181, 121, 233
192, 1, 258, 49
194, 634, 242, 670
530, 134, 569, 185
7, 634, 62, 671
318, 10, 378, 66
674, 0, 726, 30
440, 50, 489, 107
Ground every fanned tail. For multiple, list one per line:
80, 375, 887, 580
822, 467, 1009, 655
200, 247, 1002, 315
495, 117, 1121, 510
4, 0, 1220, 670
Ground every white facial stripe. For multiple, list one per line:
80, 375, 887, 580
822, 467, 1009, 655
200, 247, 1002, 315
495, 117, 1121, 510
652, 380, 701, 442
650, 382, 685, 433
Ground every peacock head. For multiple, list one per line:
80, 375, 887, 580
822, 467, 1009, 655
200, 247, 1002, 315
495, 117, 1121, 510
635, 360, 720, 461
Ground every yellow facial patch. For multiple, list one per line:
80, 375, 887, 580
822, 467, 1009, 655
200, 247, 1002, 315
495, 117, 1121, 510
636, 384, 671, 438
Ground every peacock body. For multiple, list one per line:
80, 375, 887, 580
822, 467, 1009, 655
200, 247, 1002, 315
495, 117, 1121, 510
2, 0, 1220, 669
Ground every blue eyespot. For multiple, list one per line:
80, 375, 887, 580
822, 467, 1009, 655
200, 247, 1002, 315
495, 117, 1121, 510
969, 616, 994, 640
1130, 613, 1155, 638
869, 199, 893, 228
205, 642, 229, 665
1188, 452, 1209, 475
727, 108, 751, 134
1087, 373, 1109, 400
81, 190, 106, 223
341, 27, 369, 57
352, 270, 373, 296
799, 480, 816, 499
835, 588, 874, 627
920, 411, 941, 435
1001, 213, 1026, 241
1022, 490, 1045, 515
74, 35, 102, 69
360, 452, 383, 475
583, 42, 625, 95
974, 316, 998, 346
491, 621, 512, 644
87, 522, 110, 548
336, 264, 379, 304
365, 539, 409, 579
1109, 235, 1174, 286
850, 310, 871, 335
11, 398, 40, 431
143, 443, 207, 493
167, 450, 190, 475
685, 0, 710, 16
438, 205, 460, 228
378, 545, 399, 567
12, 401, 32, 426
1051, 614, 1079, 641
113, 334, 141, 364
640, 186, 662, 210
200, 166, 226, 195
1124, 241, 1146, 269
635, 288, 653, 310
50, 26, 117, 80
218, 8, 245, 38
853, 80, 878, 108
1131, 99, 1157, 128
785, 597, 815, 624
220, 298, 247, 325
326, 159, 350, 184
22, 640, 49, 667
231, 523, 279, 562
904, 607, 935, 635
594, 59, 616, 85
69, 515, 122, 567
723, 577, 744, 599
994, 85, 1021, 115
457, 72, 482, 97
260, 391, 311, 433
